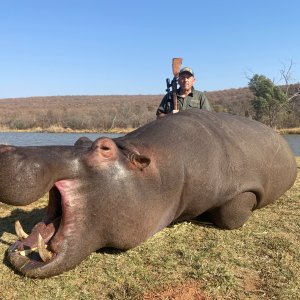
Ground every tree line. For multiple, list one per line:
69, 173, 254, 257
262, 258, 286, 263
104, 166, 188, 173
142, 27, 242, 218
248, 75, 299, 129
0, 79, 299, 132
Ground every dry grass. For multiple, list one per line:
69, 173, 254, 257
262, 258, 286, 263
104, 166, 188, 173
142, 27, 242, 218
0, 158, 299, 299
0, 125, 134, 134
277, 127, 300, 134
0, 95, 161, 131
0, 87, 299, 131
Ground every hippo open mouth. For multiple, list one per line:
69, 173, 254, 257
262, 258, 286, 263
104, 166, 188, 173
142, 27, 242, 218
7, 179, 81, 275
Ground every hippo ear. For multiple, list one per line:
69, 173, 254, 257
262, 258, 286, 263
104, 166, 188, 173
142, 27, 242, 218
129, 153, 151, 170
114, 140, 151, 170
74, 137, 93, 147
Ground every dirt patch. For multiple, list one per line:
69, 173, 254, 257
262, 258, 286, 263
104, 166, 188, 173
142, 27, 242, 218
144, 281, 208, 300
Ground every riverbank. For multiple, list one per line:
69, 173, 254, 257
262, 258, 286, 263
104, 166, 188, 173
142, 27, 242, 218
1, 125, 300, 135
0, 125, 134, 134
277, 127, 300, 134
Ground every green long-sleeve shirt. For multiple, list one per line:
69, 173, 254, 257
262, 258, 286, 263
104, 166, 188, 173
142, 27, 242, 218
156, 88, 213, 116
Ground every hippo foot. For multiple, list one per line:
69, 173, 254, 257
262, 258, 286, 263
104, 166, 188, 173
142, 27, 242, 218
208, 192, 257, 229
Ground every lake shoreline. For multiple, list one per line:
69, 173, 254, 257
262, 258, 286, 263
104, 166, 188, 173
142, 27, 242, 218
0, 126, 300, 135
0, 126, 134, 134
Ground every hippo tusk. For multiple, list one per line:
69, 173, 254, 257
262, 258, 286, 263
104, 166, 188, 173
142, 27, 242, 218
37, 234, 53, 262
15, 220, 29, 240
19, 248, 37, 256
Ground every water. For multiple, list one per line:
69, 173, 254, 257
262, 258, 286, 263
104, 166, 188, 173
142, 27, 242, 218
0, 132, 122, 146
283, 135, 300, 156
0, 132, 299, 156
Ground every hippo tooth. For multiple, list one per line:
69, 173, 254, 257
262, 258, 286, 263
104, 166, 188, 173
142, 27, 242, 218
19, 247, 37, 256
15, 220, 29, 240
37, 234, 53, 262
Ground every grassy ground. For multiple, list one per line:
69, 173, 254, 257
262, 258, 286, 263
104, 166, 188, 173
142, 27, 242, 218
0, 158, 299, 300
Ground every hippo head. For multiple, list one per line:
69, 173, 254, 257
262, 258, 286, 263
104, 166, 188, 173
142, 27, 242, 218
0, 137, 150, 278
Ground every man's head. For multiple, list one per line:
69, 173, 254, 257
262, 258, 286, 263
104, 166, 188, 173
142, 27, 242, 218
179, 67, 194, 77
178, 67, 195, 92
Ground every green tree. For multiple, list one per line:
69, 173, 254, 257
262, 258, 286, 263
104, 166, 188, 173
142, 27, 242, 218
248, 74, 288, 128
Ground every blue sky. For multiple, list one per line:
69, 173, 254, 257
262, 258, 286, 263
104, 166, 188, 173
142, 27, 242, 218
1, 0, 299, 98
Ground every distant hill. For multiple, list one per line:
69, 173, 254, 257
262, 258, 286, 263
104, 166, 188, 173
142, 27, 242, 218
0, 85, 299, 131
205, 87, 254, 115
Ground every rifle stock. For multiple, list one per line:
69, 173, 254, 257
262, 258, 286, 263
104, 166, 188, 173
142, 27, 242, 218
172, 58, 182, 111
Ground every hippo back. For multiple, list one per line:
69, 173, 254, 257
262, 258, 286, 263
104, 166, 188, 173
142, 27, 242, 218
119, 110, 297, 209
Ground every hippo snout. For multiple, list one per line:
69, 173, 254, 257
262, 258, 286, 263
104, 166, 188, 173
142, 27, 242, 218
0, 146, 84, 206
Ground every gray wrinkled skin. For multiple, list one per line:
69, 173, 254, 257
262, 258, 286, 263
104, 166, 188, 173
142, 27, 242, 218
0, 110, 297, 278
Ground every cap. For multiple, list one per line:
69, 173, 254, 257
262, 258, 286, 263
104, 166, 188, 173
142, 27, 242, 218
179, 67, 194, 77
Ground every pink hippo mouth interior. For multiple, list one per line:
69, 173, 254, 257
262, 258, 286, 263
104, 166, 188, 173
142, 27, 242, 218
9, 180, 76, 267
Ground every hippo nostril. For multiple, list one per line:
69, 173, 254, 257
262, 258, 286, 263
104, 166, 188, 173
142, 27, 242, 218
101, 146, 110, 151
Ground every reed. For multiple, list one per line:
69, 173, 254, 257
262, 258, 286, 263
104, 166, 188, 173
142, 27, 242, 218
277, 127, 300, 134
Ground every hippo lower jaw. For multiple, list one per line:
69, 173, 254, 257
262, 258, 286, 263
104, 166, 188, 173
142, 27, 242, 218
6, 179, 90, 278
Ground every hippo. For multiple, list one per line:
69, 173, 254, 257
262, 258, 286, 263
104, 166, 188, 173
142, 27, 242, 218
0, 110, 297, 278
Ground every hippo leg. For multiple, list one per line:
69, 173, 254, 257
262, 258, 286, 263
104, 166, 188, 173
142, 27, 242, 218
209, 192, 257, 229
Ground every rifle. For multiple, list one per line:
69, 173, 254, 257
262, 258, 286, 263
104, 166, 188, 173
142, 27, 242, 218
171, 58, 182, 112
165, 78, 172, 102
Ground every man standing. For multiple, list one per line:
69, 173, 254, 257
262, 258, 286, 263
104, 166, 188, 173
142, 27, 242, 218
156, 67, 213, 118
